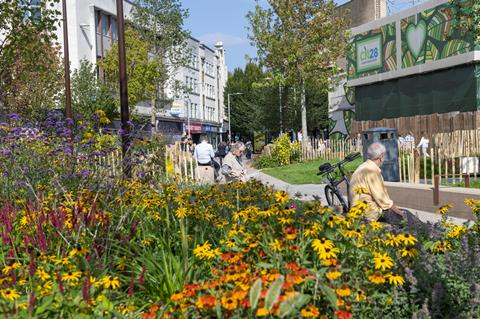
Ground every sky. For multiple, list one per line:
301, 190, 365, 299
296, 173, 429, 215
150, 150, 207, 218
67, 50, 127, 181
181, 0, 425, 71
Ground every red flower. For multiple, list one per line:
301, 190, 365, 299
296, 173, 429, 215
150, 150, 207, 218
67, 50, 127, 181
335, 310, 352, 319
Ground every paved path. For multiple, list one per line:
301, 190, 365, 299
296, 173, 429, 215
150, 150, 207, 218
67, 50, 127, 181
246, 166, 468, 226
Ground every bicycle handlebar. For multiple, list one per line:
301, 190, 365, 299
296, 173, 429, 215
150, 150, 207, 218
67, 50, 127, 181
317, 152, 361, 176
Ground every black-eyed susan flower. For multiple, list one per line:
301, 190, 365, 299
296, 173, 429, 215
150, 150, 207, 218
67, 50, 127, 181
311, 238, 334, 252
62, 271, 81, 282
373, 252, 394, 271
100, 275, 120, 289
0, 288, 20, 301
256, 307, 269, 316
386, 273, 405, 286
398, 233, 417, 246
221, 293, 238, 311
400, 247, 418, 258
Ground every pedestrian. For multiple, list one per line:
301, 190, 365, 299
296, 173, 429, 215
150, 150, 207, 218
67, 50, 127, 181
193, 135, 215, 184
216, 141, 227, 165
245, 141, 253, 160
221, 142, 248, 183
417, 132, 429, 157
297, 130, 303, 143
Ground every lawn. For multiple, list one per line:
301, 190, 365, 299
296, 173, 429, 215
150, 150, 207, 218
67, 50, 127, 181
262, 157, 363, 184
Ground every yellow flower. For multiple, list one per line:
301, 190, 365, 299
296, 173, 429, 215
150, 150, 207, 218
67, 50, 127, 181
370, 221, 383, 231
175, 207, 188, 219
368, 273, 386, 285
256, 308, 269, 316
386, 273, 405, 286
69, 246, 89, 257
317, 246, 340, 260
336, 285, 352, 297
193, 241, 221, 260
275, 191, 288, 204
62, 271, 82, 282
384, 234, 402, 247
437, 204, 453, 215
431, 240, 452, 253
373, 252, 394, 271
447, 225, 466, 239
170, 292, 183, 302
100, 275, 121, 289
398, 233, 417, 246
325, 271, 342, 280
300, 304, 320, 317
0, 288, 20, 301
356, 289, 367, 301
221, 293, 238, 311
400, 247, 418, 258
269, 239, 283, 252
311, 238, 334, 252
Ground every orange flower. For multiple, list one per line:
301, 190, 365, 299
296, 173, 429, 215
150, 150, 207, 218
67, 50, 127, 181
195, 295, 216, 309
301, 304, 320, 317
335, 310, 352, 319
284, 226, 297, 240
170, 293, 183, 303
221, 293, 238, 311
336, 285, 352, 297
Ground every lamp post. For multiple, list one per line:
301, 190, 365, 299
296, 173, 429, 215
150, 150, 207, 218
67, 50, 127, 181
116, 0, 131, 177
227, 92, 242, 142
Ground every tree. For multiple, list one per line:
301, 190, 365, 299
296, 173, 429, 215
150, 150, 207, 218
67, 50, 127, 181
0, 0, 61, 117
2, 30, 63, 120
98, 27, 161, 115
451, 0, 480, 43
71, 60, 117, 121
247, 0, 349, 141
130, 0, 190, 106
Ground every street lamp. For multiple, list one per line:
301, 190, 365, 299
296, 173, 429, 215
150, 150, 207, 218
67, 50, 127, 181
227, 92, 243, 142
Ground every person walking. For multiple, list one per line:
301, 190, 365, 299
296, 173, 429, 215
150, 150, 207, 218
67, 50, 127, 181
193, 135, 215, 184
221, 142, 247, 183
245, 140, 253, 160
417, 132, 430, 157
216, 141, 228, 165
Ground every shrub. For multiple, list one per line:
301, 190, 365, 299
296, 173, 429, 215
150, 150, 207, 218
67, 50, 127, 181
254, 154, 280, 169
272, 133, 301, 166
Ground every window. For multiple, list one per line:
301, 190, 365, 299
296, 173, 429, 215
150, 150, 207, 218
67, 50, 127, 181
96, 10, 118, 60
205, 62, 214, 77
29, 0, 42, 21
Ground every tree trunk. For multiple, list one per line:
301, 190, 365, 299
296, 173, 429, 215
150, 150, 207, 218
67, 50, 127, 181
300, 77, 307, 144
150, 97, 156, 136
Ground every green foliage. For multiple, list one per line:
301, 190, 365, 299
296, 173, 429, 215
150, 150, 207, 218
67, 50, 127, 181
254, 155, 280, 169
451, 0, 480, 43
247, 0, 349, 135
272, 134, 300, 166
130, 0, 190, 103
98, 27, 162, 113
0, 0, 62, 118
225, 63, 330, 137
72, 60, 117, 121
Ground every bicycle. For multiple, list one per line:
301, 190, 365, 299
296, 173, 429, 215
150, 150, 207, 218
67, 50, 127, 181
317, 152, 361, 214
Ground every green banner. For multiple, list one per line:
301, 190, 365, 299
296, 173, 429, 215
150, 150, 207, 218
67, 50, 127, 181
355, 64, 480, 121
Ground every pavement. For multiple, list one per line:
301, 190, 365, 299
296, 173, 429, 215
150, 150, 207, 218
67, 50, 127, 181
246, 165, 469, 226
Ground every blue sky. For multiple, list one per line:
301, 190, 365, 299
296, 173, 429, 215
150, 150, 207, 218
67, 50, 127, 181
181, 0, 419, 71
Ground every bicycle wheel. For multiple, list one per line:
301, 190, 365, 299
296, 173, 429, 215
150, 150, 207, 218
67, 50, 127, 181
325, 185, 348, 214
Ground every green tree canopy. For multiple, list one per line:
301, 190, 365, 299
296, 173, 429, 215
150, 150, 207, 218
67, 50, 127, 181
98, 27, 161, 113
71, 60, 117, 121
247, 0, 349, 139
0, 0, 61, 118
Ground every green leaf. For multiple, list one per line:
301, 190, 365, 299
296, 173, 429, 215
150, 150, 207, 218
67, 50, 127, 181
278, 293, 311, 317
256, 262, 274, 269
249, 278, 263, 310
265, 275, 284, 311
320, 284, 338, 309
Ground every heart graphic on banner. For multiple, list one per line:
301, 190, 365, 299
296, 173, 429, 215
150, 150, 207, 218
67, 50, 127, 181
406, 20, 427, 59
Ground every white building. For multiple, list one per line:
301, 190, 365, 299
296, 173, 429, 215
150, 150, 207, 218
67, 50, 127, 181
52, 0, 228, 144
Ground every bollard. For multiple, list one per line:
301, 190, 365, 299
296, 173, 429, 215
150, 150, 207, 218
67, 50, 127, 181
464, 174, 470, 188
433, 175, 439, 206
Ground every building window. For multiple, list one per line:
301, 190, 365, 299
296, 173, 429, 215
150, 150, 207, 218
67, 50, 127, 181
29, 0, 42, 21
96, 10, 118, 60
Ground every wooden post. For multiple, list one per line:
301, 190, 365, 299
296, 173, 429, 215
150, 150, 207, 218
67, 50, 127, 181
464, 174, 470, 188
430, 148, 434, 185
433, 175, 440, 206
423, 151, 427, 184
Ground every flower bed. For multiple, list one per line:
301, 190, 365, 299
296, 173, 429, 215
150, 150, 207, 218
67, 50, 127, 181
1, 115, 480, 318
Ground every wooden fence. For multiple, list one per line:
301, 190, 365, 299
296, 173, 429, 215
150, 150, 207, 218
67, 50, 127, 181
399, 130, 480, 185
165, 142, 196, 182
299, 137, 363, 162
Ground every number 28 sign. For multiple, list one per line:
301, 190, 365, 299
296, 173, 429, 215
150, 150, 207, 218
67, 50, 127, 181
355, 35, 383, 74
